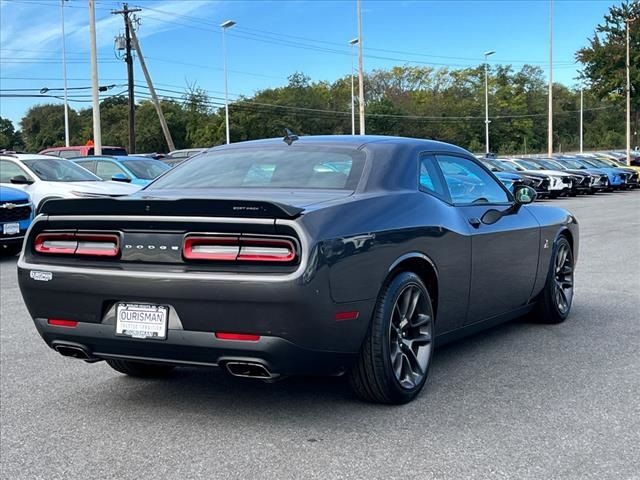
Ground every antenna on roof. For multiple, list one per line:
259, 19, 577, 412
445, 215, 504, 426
283, 128, 299, 146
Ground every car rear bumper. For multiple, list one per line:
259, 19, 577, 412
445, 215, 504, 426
17, 259, 374, 374
33, 318, 356, 376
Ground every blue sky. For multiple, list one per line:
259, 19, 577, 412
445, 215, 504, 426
0, 0, 614, 127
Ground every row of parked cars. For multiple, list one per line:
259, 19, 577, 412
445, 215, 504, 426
478, 151, 640, 199
1, 144, 638, 256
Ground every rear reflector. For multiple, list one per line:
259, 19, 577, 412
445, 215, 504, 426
215, 332, 261, 341
335, 311, 360, 321
183, 235, 297, 263
48, 319, 78, 328
35, 232, 119, 257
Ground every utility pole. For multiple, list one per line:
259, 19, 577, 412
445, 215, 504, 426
220, 20, 236, 145
112, 4, 141, 154
484, 50, 495, 154
548, 0, 553, 158
128, 16, 175, 152
357, 0, 365, 135
579, 87, 584, 153
60, 0, 69, 147
89, 0, 102, 155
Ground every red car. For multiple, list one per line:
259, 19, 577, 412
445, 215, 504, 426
39, 146, 127, 159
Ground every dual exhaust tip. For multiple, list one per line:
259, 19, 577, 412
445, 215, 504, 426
54, 344, 277, 380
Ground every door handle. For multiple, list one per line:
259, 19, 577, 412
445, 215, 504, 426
468, 217, 481, 228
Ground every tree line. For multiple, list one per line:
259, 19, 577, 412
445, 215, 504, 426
1, 0, 637, 155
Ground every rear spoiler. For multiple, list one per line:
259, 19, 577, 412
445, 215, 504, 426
38, 197, 304, 219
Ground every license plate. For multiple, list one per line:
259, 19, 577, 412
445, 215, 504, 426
2, 223, 19, 235
116, 303, 168, 340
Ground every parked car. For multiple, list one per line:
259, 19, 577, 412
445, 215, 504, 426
561, 156, 629, 191
482, 159, 550, 198
525, 158, 593, 195
162, 148, 208, 167
40, 145, 127, 158
72, 155, 171, 186
542, 157, 610, 193
581, 155, 640, 188
502, 158, 573, 198
0, 186, 33, 256
18, 135, 579, 404
0, 153, 140, 210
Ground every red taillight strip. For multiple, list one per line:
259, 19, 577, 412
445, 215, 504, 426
34, 232, 120, 257
237, 237, 296, 262
215, 332, 261, 341
183, 236, 240, 260
48, 319, 78, 328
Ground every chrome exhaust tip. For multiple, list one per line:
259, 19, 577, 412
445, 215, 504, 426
54, 344, 92, 360
225, 361, 276, 380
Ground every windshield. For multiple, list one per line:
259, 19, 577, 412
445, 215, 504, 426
22, 158, 101, 182
536, 159, 564, 170
514, 159, 542, 170
558, 158, 586, 169
495, 161, 521, 172
148, 146, 365, 190
122, 159, 170, 180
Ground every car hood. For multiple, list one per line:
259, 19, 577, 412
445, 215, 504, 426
0, 185, 30, 203
133, 188, 354, 209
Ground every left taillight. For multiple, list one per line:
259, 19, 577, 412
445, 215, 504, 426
34, 232, 120, 257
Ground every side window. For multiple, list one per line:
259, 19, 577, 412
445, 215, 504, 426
59, 150, 81, 159
435, 154, 509, 205
95, 161, 127, 180
42, 150, 59, 157
76, 161, 97, 174
418, 155, 448, 199
0, 160, 32, 183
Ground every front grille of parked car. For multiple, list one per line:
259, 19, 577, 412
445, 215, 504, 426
541, 179, 550, 189
0, 203, 31, 222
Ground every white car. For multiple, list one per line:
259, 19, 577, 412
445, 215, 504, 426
501, 158, 574, 198
0, 153, 140, 210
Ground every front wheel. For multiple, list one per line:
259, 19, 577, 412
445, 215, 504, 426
106, 359, 175, 378
349, 272, 434, 404
531, 236, 575, 324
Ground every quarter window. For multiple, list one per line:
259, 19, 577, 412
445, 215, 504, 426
419, 155, 448, 198
435, 154, 509, 205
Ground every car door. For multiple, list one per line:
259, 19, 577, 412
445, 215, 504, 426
434, 153, 540, 323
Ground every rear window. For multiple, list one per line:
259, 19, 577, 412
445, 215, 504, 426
148, 146, 365, 190
122, 159, 170, 180
88, 148, 128, 156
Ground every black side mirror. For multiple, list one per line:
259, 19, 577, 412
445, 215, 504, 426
481, 185, 537, 226
10, 175, 34, 185
111, 173, 131, 183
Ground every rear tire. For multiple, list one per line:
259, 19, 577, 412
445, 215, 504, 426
106, 359, 175, 378
349, 272, 434, 404
531, 236, 574, 324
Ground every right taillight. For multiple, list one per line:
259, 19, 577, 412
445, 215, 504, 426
183, 235, 297, 263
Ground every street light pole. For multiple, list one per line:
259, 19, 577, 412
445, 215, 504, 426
60, 0, 69, 147
88, 0, 102, 155
221, 20, 236, 145
357, 0, 365, 135
349, 38, 359, 135
484, 50, 495, 155
626, 17, 636, 166
548, 0, 554, 157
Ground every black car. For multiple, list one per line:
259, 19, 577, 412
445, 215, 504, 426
18, 136, 579, 404
483, 159, 551, 198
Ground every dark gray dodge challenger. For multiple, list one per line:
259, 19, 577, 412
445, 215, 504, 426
17, 136, 578, 404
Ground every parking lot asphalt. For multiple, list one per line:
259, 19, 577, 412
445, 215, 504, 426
1, 191, 639, 480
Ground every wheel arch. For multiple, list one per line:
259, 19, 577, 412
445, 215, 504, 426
386, 252, 439, 319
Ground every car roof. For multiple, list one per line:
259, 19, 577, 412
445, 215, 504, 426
0, 153, 58, 161
41, 146, 123, 151
74, 155, 153, 161
212, 135, 469, 155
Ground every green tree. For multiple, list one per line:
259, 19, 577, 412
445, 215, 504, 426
577, 0, 639, 147
0, 116, 24, 150
20, 104, 80, 152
